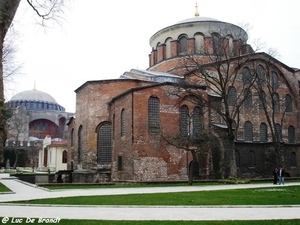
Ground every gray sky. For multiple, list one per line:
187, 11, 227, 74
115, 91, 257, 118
5, 0, 300, 112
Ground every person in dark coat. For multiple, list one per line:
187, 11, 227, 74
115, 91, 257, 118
278, 167, 285, 185
273, 167, 278, 185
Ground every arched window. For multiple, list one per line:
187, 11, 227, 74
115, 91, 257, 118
271, 72, 279, 89
248, 150, 256, 167
257, 65, 265, 86
180, 105, 189, 137
288, 125, 295, 144
121, 109, 126, 137
260, 123, 268, 142
179, 36, 187, 54
77, 125, 83, 163
244, 88, 252, 108
290, 152, 297, 167
97, 123, 112, 164
212, 33, 221, 54
194, 33, 204, 54
259, 91, 266, 109
228, 86, 237, 106
242, 67, 251, 84
272, 93, 280, 112
285, 94, 293, 112
235, 150, 240, 168
192, 106, 202, 138
275, 123, 282, 141
165, 38, 172, 58
148, 97, 160, 134
244, 121, 253, 141
62, 150, 67, 163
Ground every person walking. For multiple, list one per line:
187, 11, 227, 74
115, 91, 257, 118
273, 167, 278, 185
278, 166, 285, 185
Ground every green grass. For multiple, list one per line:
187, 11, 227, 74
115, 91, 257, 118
1, 218, 299, 225
14, 186, 300, 205
0, 182, 11, 192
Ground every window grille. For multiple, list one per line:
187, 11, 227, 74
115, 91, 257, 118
192, 107, 202, 138
248, 151, 256, 167
180, 106, 189, 137
97, 123, 112, 164
121, 109, 126, 137
244, 121, 253, 141
244, 88, 252, 108
228, 86, 237, 106
285, 94, 293, 112
259, 123, 267, 142
78, 126, 83, 163
148, 97, 160, 133
288, 125, 295, 144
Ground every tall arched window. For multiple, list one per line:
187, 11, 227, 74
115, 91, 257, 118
77, 125, 83, 163
242, 67, 251, 84
259, 91, 266, 109
148, 97, 160, 134
194, 33, 204, 54
165, 38, 172, 58
179, 36, 187, 54
271, 72, 279, 89
248, 150, 256, 167
272, 93, 280, 112
260, 123, 268, 142
180, 105, 189, 137
244, 121, 253, 141
257, 65, 265, 86
121, 109, 126, 137
228, 86, 237, 106
192, 106, 202, 138
97, 123, 112, 164
244, 88, 252, 108
285, 94, 293, 112
212, 33, 221, 54
288, 125, 295, 144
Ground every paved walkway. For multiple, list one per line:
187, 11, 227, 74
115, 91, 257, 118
1, 177, 300, 221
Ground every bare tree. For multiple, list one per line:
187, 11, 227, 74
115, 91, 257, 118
0, 0, 66, 166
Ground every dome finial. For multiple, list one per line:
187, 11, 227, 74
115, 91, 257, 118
33, 81, 36, 90
195, 2, 200, 17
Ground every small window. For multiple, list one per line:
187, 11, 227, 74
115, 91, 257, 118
180, 105, 189, 137
117, 156, 123, 171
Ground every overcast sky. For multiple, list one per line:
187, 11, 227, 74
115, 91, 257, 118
4, 0, 300, 112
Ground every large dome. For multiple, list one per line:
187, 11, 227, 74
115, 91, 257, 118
11, 89, 57, 103
6, 89, 65, 112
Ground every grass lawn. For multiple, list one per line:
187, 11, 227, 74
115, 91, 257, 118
0, 182, 11, 192
14, 186, 300, 205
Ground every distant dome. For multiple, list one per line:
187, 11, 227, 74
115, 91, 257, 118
7, 89, 65, 112
11, 89, 57, 103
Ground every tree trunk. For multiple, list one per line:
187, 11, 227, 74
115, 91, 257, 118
188, 150, 197, 185
0, 0, 21, 164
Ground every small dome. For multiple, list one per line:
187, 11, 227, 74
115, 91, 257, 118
11, 89, 57, 104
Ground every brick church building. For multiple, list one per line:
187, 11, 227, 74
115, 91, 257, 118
67, 7, 300, 182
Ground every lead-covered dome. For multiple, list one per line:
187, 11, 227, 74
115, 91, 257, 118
11, 89, 57, 103
6, 89, 65, 112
